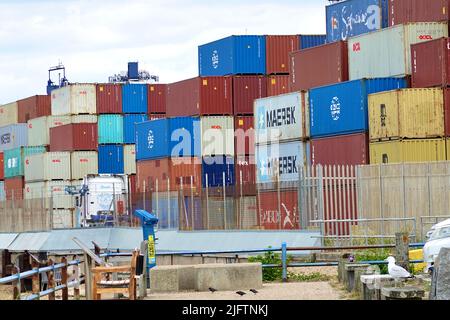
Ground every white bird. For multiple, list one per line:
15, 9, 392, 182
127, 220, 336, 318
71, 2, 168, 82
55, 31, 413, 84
385, 256, 413, 287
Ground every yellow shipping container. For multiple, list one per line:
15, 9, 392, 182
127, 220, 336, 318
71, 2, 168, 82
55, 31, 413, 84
0, 102, 18, 127
368, 88, 445, 141
370, 139, 447, 164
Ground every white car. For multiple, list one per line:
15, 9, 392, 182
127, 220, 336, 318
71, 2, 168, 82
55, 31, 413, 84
423, 219, 450, 271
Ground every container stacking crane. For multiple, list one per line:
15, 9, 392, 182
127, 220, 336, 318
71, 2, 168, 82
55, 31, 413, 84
47, 62, 70, 95
108, 62, 159, 84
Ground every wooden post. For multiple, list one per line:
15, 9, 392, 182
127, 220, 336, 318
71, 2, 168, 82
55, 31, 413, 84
61, 257, 68, 301
12, 266, 21, 300
31, 260, 40, 300
395, 232, 410, 272
47, 259, 55, 300
73, 256, 80, 300
83, 253, 93, 300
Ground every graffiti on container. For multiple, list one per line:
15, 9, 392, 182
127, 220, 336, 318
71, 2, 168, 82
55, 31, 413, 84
259, 202, 299, 229
330, 97, 341, 121
212, 50, 219, 69
331, 4, 381, 41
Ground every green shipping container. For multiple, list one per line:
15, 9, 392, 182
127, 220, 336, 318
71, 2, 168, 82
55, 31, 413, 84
98, 115, 124, 144
4, 147, 47, 178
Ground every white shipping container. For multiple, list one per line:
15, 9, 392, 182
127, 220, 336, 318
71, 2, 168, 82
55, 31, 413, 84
71, 115, 98, 123
24, 181, 73, 209
47, 115, 72, 129
0, 102, 19, 127
24, 152, 71, 182
71, 151, 98, 180
52, 209, 74, 229
124, 145, 136, 174
349, 23, 448, 80
201, 116, 234, 157
51, 84, 97, 115
0, 124, 28, 152
254, 91, 309, 145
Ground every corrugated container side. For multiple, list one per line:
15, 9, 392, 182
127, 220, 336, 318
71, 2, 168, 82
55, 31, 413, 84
389, 0, 450, 26
200, 77, 233, 115
257, 190, 300, 230
202, 156, 235, 188
234, 116, 255, 156
201, 116, 235, 157
4, 177, 24, 200
169, 117, 201, 158
167, 78, 199, 117
289, 41, 349, 92
25, 181, 73, 209
171, 157, 202, 192
122, 84, 148, 113
311, 133, 370, 166
50, 123, 98, 151
368, 88, 445, 140
4, 147, 46, 178
267, 75, 290, 97
0, 124, 28, 152
71, 151, 98, 180
149, 114, 166, 120
235, 196, 257, 229
70, 115, 98, 123
96, 84, 122, 114
24, 152, 71, 182
182, 196, 203, 229
151, 191, 179, 229
0, 153, 4, 180
123, 114, 148, 144
235, 155, 256, 196
0, 102, 19, 127
0, 181, 5, 201
124, 145, 136, 175
370, 139, 447, 164
52, 210, 74, 229
51, 84, 97, 115
148, 84, 167, 114
48, 115, 72, 128
266, 35, 299, 75
136, 158, 170, 192
299, 35, 326, 49
28, 116, 50, 146
98, 145, 124, 174
135, 119, 170, 160
233, 76, 267, 115
98, 115, 124, 144
17, 95, 51, 123
445, 89, 450, 136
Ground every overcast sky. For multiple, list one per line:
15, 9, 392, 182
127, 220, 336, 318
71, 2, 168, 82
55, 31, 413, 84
0, 0, 328, 104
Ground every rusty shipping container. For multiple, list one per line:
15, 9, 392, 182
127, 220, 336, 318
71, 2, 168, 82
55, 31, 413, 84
136, 159, 170, 193
266, 35, 299, 75
234, 116, 255, 156
148, 84, 167, 114
96, 84, 122, 114
170, 157, 202, 192
289, 41, 348, 92
235, 155, 256, 196
311, 133, 370, 166
389, 0, 450, 26
4, 177, 24, 200
267, 75, 290, 97
17, 95, 51, 123
49, 123, 98, 152
257, 190, 300, 230
233, 76, 267, 115
167, 77, 233, 117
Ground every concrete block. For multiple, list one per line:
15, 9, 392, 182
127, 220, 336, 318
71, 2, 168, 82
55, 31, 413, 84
195, 263, 263, 292
344, 264, 370, 292
150, 265, 196, 293
431, 248, 450, 300
381, 286, 425, 300
360, 274, 395, 300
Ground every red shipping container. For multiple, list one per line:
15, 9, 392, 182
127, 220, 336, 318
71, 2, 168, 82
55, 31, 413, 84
96, 84, 122, 114
170, 157, 202, 193
266, 35, 299, 75
167, 77, 233, 117
257, 190, 300, 230
289, 41, 348, 92
148, 84, 167, 114
389, 0, 450, 26
235, 155, 256, 196
310, 133, 369, 166
267, 75, 290, 97
17, 95, 51, 123
49, 123, 98, 151
233, 76, 268, 115
234, 116, 255, 156
4, 177, 24, 200
411, 38, 450, 88
0, 152, 4, 180
136, 159, 170, 192
128, 174, 137, 195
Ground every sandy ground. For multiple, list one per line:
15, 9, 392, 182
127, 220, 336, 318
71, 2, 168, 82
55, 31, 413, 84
289, 266, 338, 277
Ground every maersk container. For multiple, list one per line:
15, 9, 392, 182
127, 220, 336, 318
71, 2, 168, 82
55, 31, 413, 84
0, 124, 28, 152
255, 91, 309, 145
24, 152, 71, 182
98, 145, 124, 174
124, 144, 136, 175
299, 35, 326, 49
98, 115, 124, 144
309, 78, 407, 138
202, 156, 235, 188
71, 151, 98, 180
122, 84, 148, 113
51, 84, 97, 115
123, 114, 148, 144
326, 0, 389, 43
198, 35, 266, 76
4, 147, 46, 178
0, 102, 19, 127
348, 22, 448, 80
201, 116, 234, 157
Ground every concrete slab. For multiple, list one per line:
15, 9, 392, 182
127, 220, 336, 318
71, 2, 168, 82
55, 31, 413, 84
150, 265, 196, 293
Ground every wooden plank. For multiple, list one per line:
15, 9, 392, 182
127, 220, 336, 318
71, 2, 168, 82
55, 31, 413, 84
31, 260, 40, 300
61, 257, 68, 301
92, 266, 131, 273
47, 259, 55, 300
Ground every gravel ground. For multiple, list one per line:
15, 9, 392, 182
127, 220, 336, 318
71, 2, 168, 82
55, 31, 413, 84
0, 286, 12, 300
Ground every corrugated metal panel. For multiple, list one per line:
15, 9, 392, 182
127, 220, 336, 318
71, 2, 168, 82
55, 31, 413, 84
50, 123, 98, 151
4, 147, 46, 178
71, 151, 98, 180
0, 152, 4, 180
52, 210, 74, 229
123, 114, 148, 144
17, 95, 51, 123
235, 196, 257, 229
389, 0, 450, 26
124, 144, 136, 175
202, 156, 235, 187
148, 84, 167, 114
122, 84, 148, 113
51, 84, 97, 115
198, 35, 266, 76
369, 88, 445, 140
167, 78, 199, 117
98, 145, 124, 174
310, 78, 407, 138
24, 181, 73, 209
201, 116, 234, 157
96, 83, 122, 114
370, 139, 447, 164
182, 196, 203, 230
151, 191, 179, 229
234, 116, 255, 156
28, 116, 50, 146
258, 190, 300, 230
149, 114, 166, 120
4, 177, 24, 200
135, 119, 170, 160
170, 117, 201, 158
299, 35, 326, 49
98, 115, 124, 144
289, 41, 348, 92
326, 0, 388, 43
267, 75, 289, 97
233, 76, 267, 115
71, 115, 97, 123
0, 124, 28, 152
311, 133, 370, 166
0, 181, 5, 201
266, 35, 299, 75
255, 91, 309, 144
348, 23, 448, 80
47, 115, 72, 129
136, 158, 170, 192
0, 233, 17, 250
235, 155, 256, 196
0, 102, 19, 127
171, 157, 202, 191
24, 152, 71, 182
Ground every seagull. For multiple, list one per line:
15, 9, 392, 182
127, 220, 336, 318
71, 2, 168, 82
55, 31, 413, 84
385, 256, 413, 287
249, 289, 258, 294
209, 287, 218, 293
236, 291, 247, 296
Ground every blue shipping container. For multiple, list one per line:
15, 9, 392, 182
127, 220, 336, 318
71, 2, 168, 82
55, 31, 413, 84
182, 196, 203, 230
299, 35, 326, 49
151, 192, 179, 229
198, 35, 266, 76
309, 78, 407, 138
326, 0, 388, 43
122, 84, 148, 113
98, 114, 124, 144
123, 114, 148, 144
98, 145, 124, 174
202, 156, 235, 188
169, 117, 201, 158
